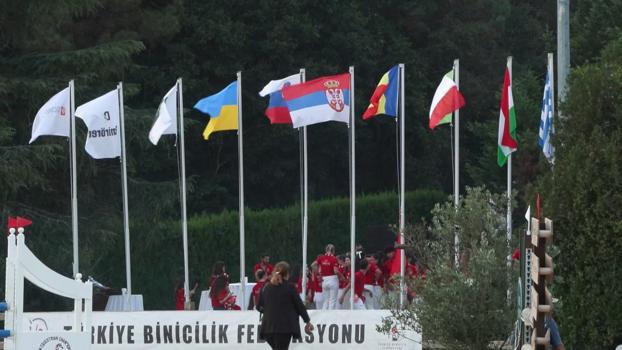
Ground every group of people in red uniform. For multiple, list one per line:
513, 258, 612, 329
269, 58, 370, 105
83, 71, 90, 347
306, 244, 425, 310
174, 253, 276, 311
175, 245, 424, 311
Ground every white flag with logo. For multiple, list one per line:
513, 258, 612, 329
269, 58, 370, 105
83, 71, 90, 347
149, 84, 178, 145
29, 87, 70, 143
75, 89, 121, 159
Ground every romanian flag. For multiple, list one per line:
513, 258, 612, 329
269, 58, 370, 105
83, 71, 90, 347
362, 65, 399, 119
194, 81, 238, 140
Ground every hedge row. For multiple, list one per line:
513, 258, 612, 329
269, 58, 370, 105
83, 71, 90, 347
128, 189, 445, 309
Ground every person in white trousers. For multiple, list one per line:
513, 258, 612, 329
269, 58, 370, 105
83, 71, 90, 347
315, 244, 342, 310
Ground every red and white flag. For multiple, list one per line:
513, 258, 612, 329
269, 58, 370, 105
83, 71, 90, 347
428, 70, 465, 129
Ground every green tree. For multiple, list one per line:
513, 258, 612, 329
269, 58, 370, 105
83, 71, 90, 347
379, 187, 515, 350
536, 37, 622, 349
0, 0, 182, 310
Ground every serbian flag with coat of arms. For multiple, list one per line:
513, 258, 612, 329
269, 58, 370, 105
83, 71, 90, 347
281, 73, 350, 128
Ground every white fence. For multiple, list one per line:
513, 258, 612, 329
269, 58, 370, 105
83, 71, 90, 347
2, 229, 93, 350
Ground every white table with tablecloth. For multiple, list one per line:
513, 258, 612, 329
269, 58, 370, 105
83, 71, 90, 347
105, 294, 144, 311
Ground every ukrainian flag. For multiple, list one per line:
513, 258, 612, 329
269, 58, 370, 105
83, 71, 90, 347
194, 81, 238, 140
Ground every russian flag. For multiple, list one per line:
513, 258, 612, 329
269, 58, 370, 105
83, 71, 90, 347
282, 73, 351, 128
259, 74, 301, 124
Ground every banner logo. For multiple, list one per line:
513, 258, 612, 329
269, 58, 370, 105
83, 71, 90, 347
29, 317, 49, 331
324, 80, 345, 112
38, 336, 72, 350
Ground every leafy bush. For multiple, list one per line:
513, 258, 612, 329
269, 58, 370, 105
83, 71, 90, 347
101, 189, 445, 309
380, 187, 515, 350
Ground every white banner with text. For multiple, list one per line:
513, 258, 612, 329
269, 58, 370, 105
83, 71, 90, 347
23, 310, 421, 350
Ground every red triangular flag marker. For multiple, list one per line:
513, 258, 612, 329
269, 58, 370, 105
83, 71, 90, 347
7, 216, 17, 233
16, 216, 33, 228
7, 215, 33, 234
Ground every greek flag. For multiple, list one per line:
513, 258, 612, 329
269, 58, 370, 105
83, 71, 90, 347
538, 71, 554, 163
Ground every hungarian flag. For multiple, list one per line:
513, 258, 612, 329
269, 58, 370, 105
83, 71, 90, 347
497, 62, 518, 166
428, 70, 465, 129
362, 65, 399, 119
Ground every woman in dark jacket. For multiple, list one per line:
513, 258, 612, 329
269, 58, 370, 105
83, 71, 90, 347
257, 261, 314, 350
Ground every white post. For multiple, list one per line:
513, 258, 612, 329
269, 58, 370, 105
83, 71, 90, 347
4, 232, 16, 350
398, 63, 406, 308
14, 231, 25, 340
118, 82, 133, 301
349, 66, 356, 310
557, 0, 570, 106
73, 274, 82, 331
453, 60, 461, 267
300, 68, 309, 300
69, 80, 79, 277
178, 78, 191, 307
237, 72, 246, 308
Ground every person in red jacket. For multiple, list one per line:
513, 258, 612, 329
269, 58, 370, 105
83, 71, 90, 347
339, 259, 369, 310
337, 255, 350, 309
364, 254, 382, 309
254, 253, 273, 276
315, 244, 343, 310
308, 261, 323, 309
209, 261, 240, 310
252, 269, 268, 309
175, 279, 198, 310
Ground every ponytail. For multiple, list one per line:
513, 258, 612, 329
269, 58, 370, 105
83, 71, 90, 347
270, 261, 290, 285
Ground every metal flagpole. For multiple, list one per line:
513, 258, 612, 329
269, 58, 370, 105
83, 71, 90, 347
453, 60, 461, 267
69, 80, 79, 277
177, 78, 191, 308
506, 57, 513, 247
118, 82, 133, 301
505, 57, 514, 304
548, 52, 555, 142
398, 63, 406, 308
349, 66, 356, 310
507, 155, 512, 244
237, 71, 247, 308
557, 0, 570, 107
300, 68, 309, 300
